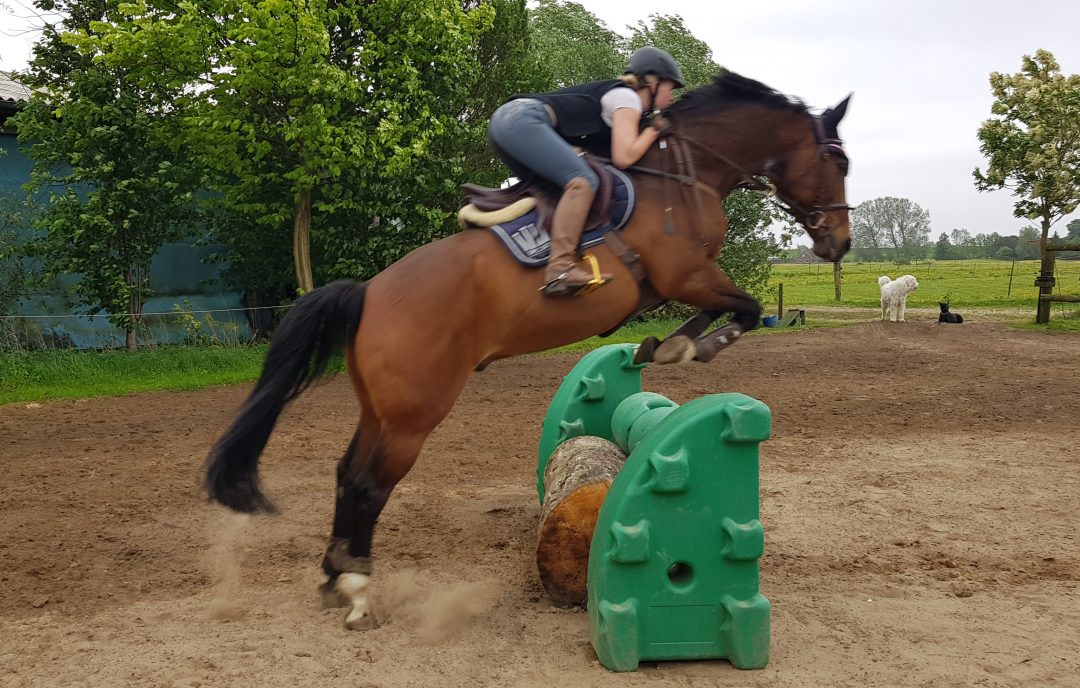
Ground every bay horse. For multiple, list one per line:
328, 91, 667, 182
205, 72, 852, 629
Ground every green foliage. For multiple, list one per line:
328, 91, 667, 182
171, 298, 241, 346
934, 233, 952, 260
87, 0, 496, 290
717, 190, 785, 297
319, 0, 549, 282
528, 0, 625, 87
995, 245, 1016, 261
0, 193, 38, 315
13, 0, 204, 346
974, 50, 1080, 240
1015, 226, 1041, 259
625, 14, 720, 90
1068, 219, 1080, 240
851, 197, 932, 262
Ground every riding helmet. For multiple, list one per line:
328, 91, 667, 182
625, 46, 685, 88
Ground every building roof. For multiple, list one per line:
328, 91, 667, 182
0, 71, 32, 123
1, 71, 32, 104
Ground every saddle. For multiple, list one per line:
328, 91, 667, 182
457, 158, 636, 268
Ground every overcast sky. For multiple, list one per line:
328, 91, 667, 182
3, 0, 1080, 244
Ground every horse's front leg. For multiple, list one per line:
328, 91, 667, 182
634, 311, 716, 364
647, 265, 762, 364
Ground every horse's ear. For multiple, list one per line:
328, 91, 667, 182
823, 93, 852, 131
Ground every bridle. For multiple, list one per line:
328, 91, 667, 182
630, 111, 853, 234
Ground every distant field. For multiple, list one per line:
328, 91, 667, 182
767, 259, 1080, 311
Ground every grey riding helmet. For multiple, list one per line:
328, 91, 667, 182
625, 47, 685, 88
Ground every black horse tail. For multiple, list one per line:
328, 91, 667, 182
205, 280, 368, 513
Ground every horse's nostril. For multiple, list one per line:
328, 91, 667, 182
842, 238, 852, 253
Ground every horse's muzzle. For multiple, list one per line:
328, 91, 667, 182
813, 235, 851, 263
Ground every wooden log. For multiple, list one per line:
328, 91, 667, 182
1046, 242, 1080, 252
1040, 294, 1080, 302
537, 436, 627, 607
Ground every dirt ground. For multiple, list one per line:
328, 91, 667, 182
2, 319, 1079, 688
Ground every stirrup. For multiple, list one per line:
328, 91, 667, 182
574, 254, 610, 296
539, 254, 611, 297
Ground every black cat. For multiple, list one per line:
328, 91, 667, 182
938, 302, 964, 324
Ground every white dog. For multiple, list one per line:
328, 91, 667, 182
879, 274, 919, 322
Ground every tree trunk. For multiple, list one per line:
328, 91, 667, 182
293, 189, 314, 294
1036, 216, 1054, 324
126, 264, 138, 351
536, 436, 627, 607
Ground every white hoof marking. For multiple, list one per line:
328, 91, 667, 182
336, 573, 377, 630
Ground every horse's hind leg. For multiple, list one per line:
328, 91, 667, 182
321, 420, 428, 630
318, 427, 366, 609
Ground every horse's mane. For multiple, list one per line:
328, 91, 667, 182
670, 71, 809, 118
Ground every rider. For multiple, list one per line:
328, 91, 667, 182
488, 47, 685, 296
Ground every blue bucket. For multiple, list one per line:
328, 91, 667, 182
762, 315, 779, 328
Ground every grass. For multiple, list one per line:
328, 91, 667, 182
0, 344, 271, 405
766, 259, 1080, 311
1011, 311, 1080, 332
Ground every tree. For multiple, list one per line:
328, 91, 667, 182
626, 14, 719, 90
0, 193, 36, 318
995, 246, 1016, 261
851, 197, 932, 262
316, 0, 549, 283
934, 233, 952, 260
950, 228, 972, 246
91, 0, 495, 294
1067, 218, 1080, 240
974, 50, 1080, 248
528, 0, 624, 88
948, 228, 974, 259
717, 191, 784, 299
1016, 226, 1041, 259
14, 0, 204, 350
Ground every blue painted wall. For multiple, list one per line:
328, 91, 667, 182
1, 132, 252, 348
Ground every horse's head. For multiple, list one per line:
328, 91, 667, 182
767, 95, 853, 262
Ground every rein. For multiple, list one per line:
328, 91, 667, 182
644, 115, 853, 232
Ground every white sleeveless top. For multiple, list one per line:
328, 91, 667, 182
600, 87, 643, 126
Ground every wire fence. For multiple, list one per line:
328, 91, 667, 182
0, 303, 295, 353
772, 259, 1080, 297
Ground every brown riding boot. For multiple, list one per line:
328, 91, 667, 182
541, 177, 612, 296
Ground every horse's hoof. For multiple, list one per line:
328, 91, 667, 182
319, 581, 348, 609
633, 336, 659, 365
335, 572, 376, 631
653, 336, 697, 364
344, 608, 379, 631
693, 327, 742, 363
